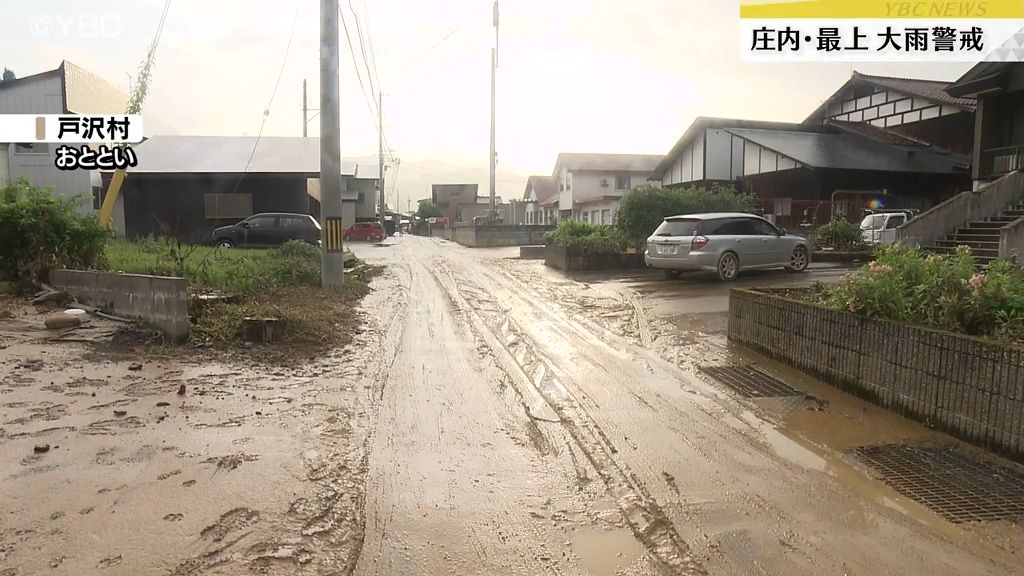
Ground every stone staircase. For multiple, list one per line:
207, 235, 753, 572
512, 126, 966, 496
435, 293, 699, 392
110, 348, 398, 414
924, 200, 1024, 266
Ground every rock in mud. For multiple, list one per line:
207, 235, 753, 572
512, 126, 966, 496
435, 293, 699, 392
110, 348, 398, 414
44, 312, 82, 329
128, 363, 143, 371
34, 444, 51, 453
113, 410, 127, 417
177, 384, 186, 395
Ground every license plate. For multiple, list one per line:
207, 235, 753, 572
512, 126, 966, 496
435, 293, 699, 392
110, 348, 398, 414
657, 244, 677, 255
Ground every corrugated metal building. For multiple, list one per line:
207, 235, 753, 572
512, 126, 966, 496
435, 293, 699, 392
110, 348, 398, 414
101, 135, 380, 243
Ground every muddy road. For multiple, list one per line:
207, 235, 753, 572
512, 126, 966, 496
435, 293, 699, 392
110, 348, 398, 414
2, 235, 1021, 575
351, 236, 1021, 576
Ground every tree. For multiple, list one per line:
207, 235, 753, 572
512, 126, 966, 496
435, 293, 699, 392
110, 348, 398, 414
1, 68, 15, 83
615, 183, 756, 247
416, 203, 443, 219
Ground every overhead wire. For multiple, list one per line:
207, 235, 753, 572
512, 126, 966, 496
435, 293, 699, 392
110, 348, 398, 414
231, 7, 300, 194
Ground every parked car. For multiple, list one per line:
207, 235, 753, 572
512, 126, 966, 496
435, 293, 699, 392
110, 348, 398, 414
212, 213, 321, 248
860, 209, 917, 245
644, 212, 810, 281
344, 222, 385, 242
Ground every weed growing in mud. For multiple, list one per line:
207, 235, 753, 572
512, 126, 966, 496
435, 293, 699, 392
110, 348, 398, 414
189, 265, 383, 349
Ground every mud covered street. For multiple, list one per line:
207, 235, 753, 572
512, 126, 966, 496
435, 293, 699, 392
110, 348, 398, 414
2, 235, 1022, 575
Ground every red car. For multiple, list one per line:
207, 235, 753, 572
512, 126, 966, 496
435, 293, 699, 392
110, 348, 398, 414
344, 222, 385, 242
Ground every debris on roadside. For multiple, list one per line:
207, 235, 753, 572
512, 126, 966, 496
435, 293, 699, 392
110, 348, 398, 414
242, 317, 288, 344
33, 444, 50, 454
32, 284, 71, 306
113, 410, 128, 417
128, 363, 143, 371
177, 384, 186, 395
44, 311, 83, 329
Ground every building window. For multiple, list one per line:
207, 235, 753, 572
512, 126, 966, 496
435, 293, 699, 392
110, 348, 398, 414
773, 197, 792, 217
14, 143, 49, 155
450, 189, 462, 197
615, 175, 630, 190
566, 172, 572, 191
205, 193, 253, 219
601, 209, 611, 225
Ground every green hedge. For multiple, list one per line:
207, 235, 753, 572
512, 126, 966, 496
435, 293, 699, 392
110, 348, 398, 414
544, 220, 626, 256
615, 184, 756, 247
0, 178, 109, 282
819, 245, 1024, 342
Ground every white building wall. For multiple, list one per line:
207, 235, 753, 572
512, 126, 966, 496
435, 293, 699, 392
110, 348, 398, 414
705, 129, 733, 180
0, 72, 95, 214
577, 199, 621, 225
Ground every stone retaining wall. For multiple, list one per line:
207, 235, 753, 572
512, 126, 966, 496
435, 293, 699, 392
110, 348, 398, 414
545, 245, 646, 272
49, 269, 189, 342
453, 225, 554, 248
728, 288, 1024, 459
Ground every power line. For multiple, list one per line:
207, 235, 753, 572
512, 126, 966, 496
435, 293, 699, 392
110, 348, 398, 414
339, 5, 392, 157
384, 4, 491, 85
349, 0, 378, 100
231, 7, 300, 194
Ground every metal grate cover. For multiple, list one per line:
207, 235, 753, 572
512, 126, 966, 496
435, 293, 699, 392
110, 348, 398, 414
699, 365, 803, 398
850, 444, 1024, 523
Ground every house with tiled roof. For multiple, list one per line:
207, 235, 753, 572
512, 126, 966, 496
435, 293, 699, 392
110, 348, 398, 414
550, 153, 663, 224
650, 72, 974, 230
522, 175, 557, 224
802, 71, 976, 155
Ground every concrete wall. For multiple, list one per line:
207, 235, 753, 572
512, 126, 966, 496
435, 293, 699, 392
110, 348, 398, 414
728, 289, 1024, 460
49, 269, 189, 342
898, 171, 1024, 251
1001, 217, 1024, 261
545, 245, 645, 272
453, 225, 554, 248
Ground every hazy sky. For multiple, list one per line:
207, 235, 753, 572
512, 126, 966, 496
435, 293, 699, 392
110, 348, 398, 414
5, 0, 976, 202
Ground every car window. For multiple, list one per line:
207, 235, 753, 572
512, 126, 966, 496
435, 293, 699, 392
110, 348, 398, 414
750, 219, 779, 235
279, 216, 302, 229
885, 215, 905, 229
653, 218, 701, 237
861, 215, 886, 229
247, 216, 275, 228
716, 218, 758, 235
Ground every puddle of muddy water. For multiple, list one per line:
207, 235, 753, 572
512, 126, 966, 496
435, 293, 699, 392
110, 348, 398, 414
570, 527, 645, 576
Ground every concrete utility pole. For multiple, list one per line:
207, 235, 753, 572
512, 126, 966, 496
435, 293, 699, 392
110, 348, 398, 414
302, 79, 308, 138
378, 91, 386, 233
320, 0, 345, 286
488, 0, 498, 222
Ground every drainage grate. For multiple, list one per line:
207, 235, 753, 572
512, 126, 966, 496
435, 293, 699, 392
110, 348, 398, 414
849, 444, 1024, 523
699, 365, 802, 398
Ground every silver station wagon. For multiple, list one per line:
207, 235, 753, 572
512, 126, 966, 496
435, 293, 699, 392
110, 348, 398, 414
644, 213, 811, 281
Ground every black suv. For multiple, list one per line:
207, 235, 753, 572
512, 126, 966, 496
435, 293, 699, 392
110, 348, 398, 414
212, 213, 321, 248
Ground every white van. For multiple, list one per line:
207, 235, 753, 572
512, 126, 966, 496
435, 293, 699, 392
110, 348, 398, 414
860, 210, 917, 245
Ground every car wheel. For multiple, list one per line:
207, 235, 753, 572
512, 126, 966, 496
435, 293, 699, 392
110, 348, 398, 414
786, 246, 809, 272
216, 239, 234, 248
717, 252, 739, 282
663, 269, 681, 280
344, 233, 351, 241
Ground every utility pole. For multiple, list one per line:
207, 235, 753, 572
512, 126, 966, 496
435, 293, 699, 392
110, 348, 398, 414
320, 0, 344, 286
378, 91, 386, 233
302, 79, 308, 137
488, 0, 498, 222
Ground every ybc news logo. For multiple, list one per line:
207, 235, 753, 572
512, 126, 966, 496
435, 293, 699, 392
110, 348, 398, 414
741, 0, 1024, 62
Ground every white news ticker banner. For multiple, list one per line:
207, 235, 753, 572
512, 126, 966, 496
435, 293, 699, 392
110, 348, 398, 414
740, 19, 1024, 62
0, 114, 144, 143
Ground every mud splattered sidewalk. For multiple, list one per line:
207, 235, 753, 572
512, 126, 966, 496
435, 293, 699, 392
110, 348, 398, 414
0, 281, 399, 575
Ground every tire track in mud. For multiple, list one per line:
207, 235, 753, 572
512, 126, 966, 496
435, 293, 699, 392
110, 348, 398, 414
428, 258, 706, 576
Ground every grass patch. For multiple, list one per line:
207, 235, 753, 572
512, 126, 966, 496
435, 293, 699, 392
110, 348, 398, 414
189, 264, 383, 350
104, 239, 278, 293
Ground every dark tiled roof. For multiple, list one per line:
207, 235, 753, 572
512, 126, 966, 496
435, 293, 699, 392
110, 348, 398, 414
523, 175, 556, 203
725, 127, 970, 174
652, 117, 818, 180
853, 72, 976, 110
553, 153, 663, 174
828, 120, 931, 146
946, 62, 1015, 97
